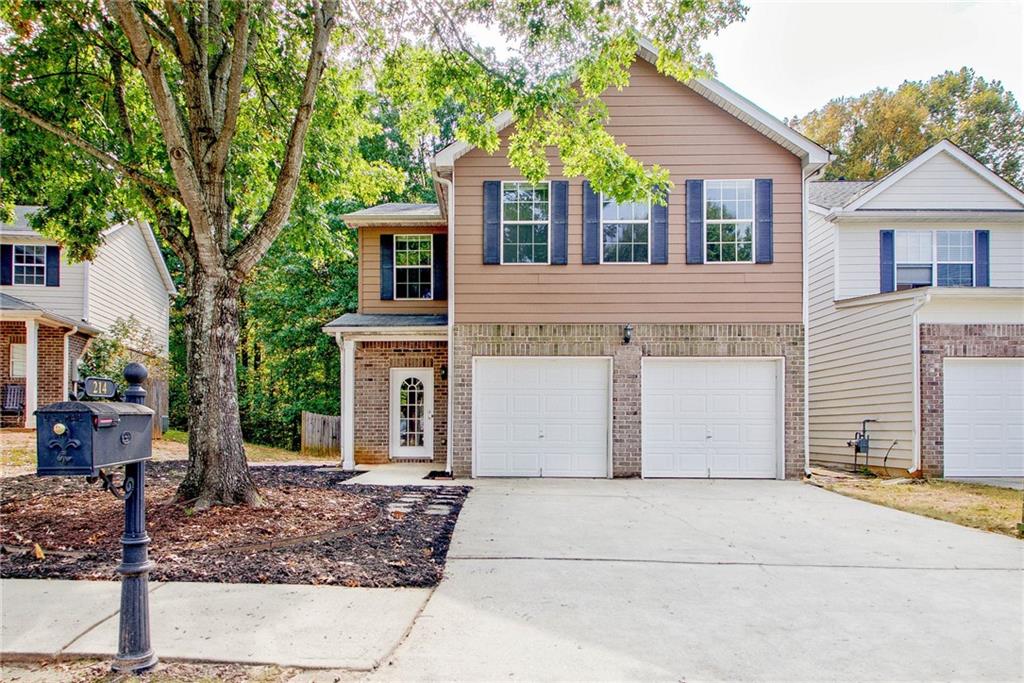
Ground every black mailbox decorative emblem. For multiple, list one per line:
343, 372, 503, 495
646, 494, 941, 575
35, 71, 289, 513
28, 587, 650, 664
35, 401, 154, 477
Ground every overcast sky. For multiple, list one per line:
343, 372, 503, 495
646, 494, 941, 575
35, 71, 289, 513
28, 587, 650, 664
703, 0, 1023, 119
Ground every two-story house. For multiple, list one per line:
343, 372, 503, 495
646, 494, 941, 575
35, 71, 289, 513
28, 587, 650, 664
808, 140, 1024, 480
0, 206, 176, 429
323, 42, 831, 479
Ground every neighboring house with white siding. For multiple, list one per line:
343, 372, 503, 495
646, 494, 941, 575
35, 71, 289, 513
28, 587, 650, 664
0, 206, 176, 430
808, 140, 1024, 480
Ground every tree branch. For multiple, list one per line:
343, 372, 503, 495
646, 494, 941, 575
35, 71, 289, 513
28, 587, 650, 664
227, 0, 338, 277
210, 1, 252, 174
108, 0, 223, 272
0, 92, 181, 201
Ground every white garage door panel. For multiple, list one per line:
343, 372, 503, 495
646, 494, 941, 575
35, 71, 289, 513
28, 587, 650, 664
643, 359, 780, 478
943, 359, 1024, 477
474, 358, 610, 477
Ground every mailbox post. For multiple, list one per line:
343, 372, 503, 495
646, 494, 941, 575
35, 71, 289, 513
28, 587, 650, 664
114, 362, 157, 672
34, 363, 157, 673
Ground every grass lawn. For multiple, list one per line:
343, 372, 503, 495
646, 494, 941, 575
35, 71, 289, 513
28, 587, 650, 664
824, 477, 1024, 538
2, 428, 332, 476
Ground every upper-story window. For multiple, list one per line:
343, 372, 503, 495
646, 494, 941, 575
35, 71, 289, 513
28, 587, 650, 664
501, 181, 549, 264
704, 180, 754, 263
13, 245, 46, 285
601, 194, 650, 263
895, 229, 974, 289
394, 235, 433, 299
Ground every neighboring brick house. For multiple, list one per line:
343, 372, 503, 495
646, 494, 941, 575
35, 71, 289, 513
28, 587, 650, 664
0, 207, 176, 431
324, 41, 831, 479
808, 141, 1024, 479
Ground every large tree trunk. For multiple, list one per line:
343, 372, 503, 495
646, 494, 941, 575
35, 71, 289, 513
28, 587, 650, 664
176, 267, 260, 508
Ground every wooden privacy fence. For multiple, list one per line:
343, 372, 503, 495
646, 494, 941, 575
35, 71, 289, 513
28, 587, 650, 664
301, 411, 341, 458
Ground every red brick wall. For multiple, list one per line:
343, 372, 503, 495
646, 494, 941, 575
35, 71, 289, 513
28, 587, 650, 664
919, 324, 1024, 477
353, 341, 448, 465
0, 321, 27, 427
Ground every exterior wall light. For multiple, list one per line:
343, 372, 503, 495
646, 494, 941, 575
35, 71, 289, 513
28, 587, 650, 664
623, 323, 633, 345
440, 364, 448, 381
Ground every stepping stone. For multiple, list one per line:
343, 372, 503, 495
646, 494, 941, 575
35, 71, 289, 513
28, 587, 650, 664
424, 505, 452, 515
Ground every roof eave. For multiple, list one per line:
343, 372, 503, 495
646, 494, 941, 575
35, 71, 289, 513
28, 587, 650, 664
836, 286, 1024, 308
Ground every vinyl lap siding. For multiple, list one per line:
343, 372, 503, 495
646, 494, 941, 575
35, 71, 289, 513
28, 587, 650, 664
452, 59, 804, 324
808, 211, 916, 471
863, 153, 1022, 210
358, 226, 448, 315
88, 224, 170, 353
836, 222, 1024, 298
0, 237, 86, 320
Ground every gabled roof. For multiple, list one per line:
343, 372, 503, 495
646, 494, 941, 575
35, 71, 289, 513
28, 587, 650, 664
432, 38, 831, 171
341, 203, 443, 227
2, 206, 177, 296
842, 140, 1024, 212
808, 181, 876, 209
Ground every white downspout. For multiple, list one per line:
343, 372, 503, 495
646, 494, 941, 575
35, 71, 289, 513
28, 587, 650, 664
336, 331, 356, 471
433, 169, 455, 475
62, 325, 79, 401
801, 166, 823, 477
909, 292, 931, 475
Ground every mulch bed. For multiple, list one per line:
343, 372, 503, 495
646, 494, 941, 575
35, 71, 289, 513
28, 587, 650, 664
0, 462, 470, 587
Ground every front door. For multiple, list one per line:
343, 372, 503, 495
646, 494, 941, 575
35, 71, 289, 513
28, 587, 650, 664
390, 368, 433, 459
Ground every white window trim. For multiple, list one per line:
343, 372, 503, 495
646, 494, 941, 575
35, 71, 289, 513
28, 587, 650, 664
9, 342, 26, 378
12, 244, 47, 286
393, 234, 434, 301
598, 193, 652, 265
499, 180, 552, 266
894, 229, 976, 289
702, 179, 756, 265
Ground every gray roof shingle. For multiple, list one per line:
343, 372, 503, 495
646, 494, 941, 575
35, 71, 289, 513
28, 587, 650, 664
0, 293, 41, 311
808, 181, 876, 209
342, 203, 441, 222
323, 313, 447, 329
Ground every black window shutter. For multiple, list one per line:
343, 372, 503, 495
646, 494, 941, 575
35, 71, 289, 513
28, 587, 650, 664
0, 244, 11, 285
379, 234, 394, 300
550, 180, 569, 265
754, 179, 773, 264
879, 230, 895, 293
45, 246, 60, 287
685, 179, 704, 264
974, 230, 990, 287
433, 233, 447, 300
483, 181, 501, 264
582, 180, 600, 264
651, 188, 669, 264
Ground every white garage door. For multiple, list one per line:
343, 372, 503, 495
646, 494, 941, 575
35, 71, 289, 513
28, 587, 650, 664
474, 358, 610, 477
943, 358, 1024, 477
642, 358, 780, 478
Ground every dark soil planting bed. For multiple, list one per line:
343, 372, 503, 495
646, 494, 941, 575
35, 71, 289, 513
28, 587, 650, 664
0, 462, 470, 587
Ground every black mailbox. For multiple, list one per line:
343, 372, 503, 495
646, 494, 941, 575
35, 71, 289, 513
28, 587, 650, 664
36, 401, 153, 476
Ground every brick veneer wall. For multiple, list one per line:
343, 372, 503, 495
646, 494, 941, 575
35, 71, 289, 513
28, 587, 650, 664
451, 323, 805, 479
0, 321, 27, 427
0, 321, 75, 427
353, 340, 448, 464
919, 323, 1024, 478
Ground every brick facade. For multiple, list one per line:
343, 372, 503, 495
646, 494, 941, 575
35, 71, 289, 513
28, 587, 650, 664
0, 321, 27, 427
451, 323, 805, 479
353, 340, 447, 464
0, 321, 91, 427
919, 323, 1024, 478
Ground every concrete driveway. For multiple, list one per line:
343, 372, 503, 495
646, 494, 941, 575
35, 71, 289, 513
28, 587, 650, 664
372, 479, 1023, 682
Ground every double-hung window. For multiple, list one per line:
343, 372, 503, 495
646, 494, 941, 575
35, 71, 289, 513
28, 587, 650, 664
895, 230, 975, 290
394, 235, 433, 299
601, 194, 650, 263
9, 343, 26, 378
704, 180, 754, 263
13, 245, 46, 285
501, 181, 549, 264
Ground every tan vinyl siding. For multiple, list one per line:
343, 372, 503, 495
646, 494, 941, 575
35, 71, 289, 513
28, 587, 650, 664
808, 211, 916, 471
452, 59, 804, 324
0, 237, 86, 321
88, 223, 170, 354
358, 225, 448, 315
863, 152, 1022, 210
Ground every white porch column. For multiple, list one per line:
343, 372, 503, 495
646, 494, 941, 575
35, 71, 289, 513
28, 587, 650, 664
342, 338, 356, 471
24, 319, 38, 428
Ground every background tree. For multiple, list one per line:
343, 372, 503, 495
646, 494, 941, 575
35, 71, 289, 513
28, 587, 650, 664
792, 68, 1024, 185
1, 0, 744, 507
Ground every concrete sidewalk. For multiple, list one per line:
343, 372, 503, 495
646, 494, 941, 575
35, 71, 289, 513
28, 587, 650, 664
1, 579, 429, 670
